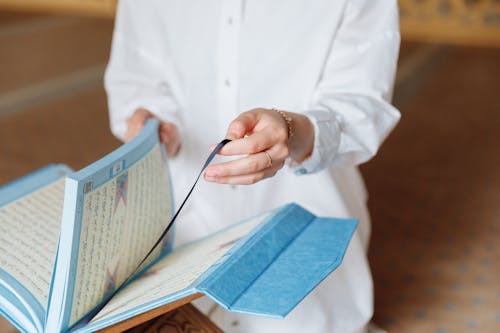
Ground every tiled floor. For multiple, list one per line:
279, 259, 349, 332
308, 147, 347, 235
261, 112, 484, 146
0, 10, 499, 333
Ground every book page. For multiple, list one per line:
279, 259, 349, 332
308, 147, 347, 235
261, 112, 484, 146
70, 144, 173, 324
0, 179, 65, 308
90, 212, 271, 323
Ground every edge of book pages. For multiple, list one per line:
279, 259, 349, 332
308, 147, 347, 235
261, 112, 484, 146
0, 119, 358, 333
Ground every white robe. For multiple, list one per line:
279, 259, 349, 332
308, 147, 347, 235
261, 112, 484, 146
105, 1, 400, 332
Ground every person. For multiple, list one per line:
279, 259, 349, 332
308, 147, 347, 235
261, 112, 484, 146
105, 0, 401, 332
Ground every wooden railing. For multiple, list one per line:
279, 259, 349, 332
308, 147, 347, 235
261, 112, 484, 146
0, 0, 117, 18
0, 0, 499, 46
400, 0, 500, 47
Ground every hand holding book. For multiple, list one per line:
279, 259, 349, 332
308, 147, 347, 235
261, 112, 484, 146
125, 108, 181, 158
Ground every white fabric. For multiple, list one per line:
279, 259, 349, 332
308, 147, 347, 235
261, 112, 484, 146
105, 0, 400, 332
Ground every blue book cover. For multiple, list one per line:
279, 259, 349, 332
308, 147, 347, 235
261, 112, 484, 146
0, 119, 358, 333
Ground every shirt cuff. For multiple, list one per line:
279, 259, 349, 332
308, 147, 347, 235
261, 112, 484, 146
289, 110, 342, 175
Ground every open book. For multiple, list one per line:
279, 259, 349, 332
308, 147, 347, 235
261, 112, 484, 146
0, 119, 358, 333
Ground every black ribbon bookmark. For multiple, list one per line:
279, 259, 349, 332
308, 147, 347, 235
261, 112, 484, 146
134, 138, 231, 273
77, 139, 231, 328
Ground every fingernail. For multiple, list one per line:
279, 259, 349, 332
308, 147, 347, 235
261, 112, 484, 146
204, 173, 216, 182
204, 170, 217, 177
226, 132, 239, 140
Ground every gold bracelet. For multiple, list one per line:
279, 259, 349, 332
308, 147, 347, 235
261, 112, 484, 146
271, 108, 294, 140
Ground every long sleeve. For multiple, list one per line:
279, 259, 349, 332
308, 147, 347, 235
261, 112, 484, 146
104, 0, 182, 141
294, 0, 401, 174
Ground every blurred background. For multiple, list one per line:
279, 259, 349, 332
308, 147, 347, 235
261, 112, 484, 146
0, 1, 498, 332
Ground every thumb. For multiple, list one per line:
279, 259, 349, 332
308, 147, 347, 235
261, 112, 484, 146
226, 112, 258, 140
125, 108, 154, 142
133, 108, 153, 127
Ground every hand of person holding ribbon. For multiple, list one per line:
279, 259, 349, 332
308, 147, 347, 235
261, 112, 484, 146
204, 108, 315, 185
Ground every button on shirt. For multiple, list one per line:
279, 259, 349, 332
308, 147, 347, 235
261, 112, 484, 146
105, 1, 400, 332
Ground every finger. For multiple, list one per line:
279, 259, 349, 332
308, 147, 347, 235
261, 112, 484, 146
218, 127, 276, 156
125, 117, 140, 141
225, 111, 259, 140
125, 126, 142, 142
205, 161, 285, 185
159, 132, 179, 157
125, 109, 153, 141
129, 108, 153, 128
160, 122, 178, 136
206, 142, 289, 177
159, 123, 179, 144
167, 142, 181, 157
159, 122, 181, 157
204, 151, 273, 178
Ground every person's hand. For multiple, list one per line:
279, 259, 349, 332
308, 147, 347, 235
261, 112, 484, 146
125, 108, 181, 157
204, 108, 314, 185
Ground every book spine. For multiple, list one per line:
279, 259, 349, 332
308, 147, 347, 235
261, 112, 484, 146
45, 178, 80, 333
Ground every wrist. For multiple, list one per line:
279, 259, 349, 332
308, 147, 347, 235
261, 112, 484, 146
285, 112, 314, 163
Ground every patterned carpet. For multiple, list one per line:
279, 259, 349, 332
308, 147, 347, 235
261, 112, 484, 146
363, 45, 500, 333
0, 12, 499, 333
